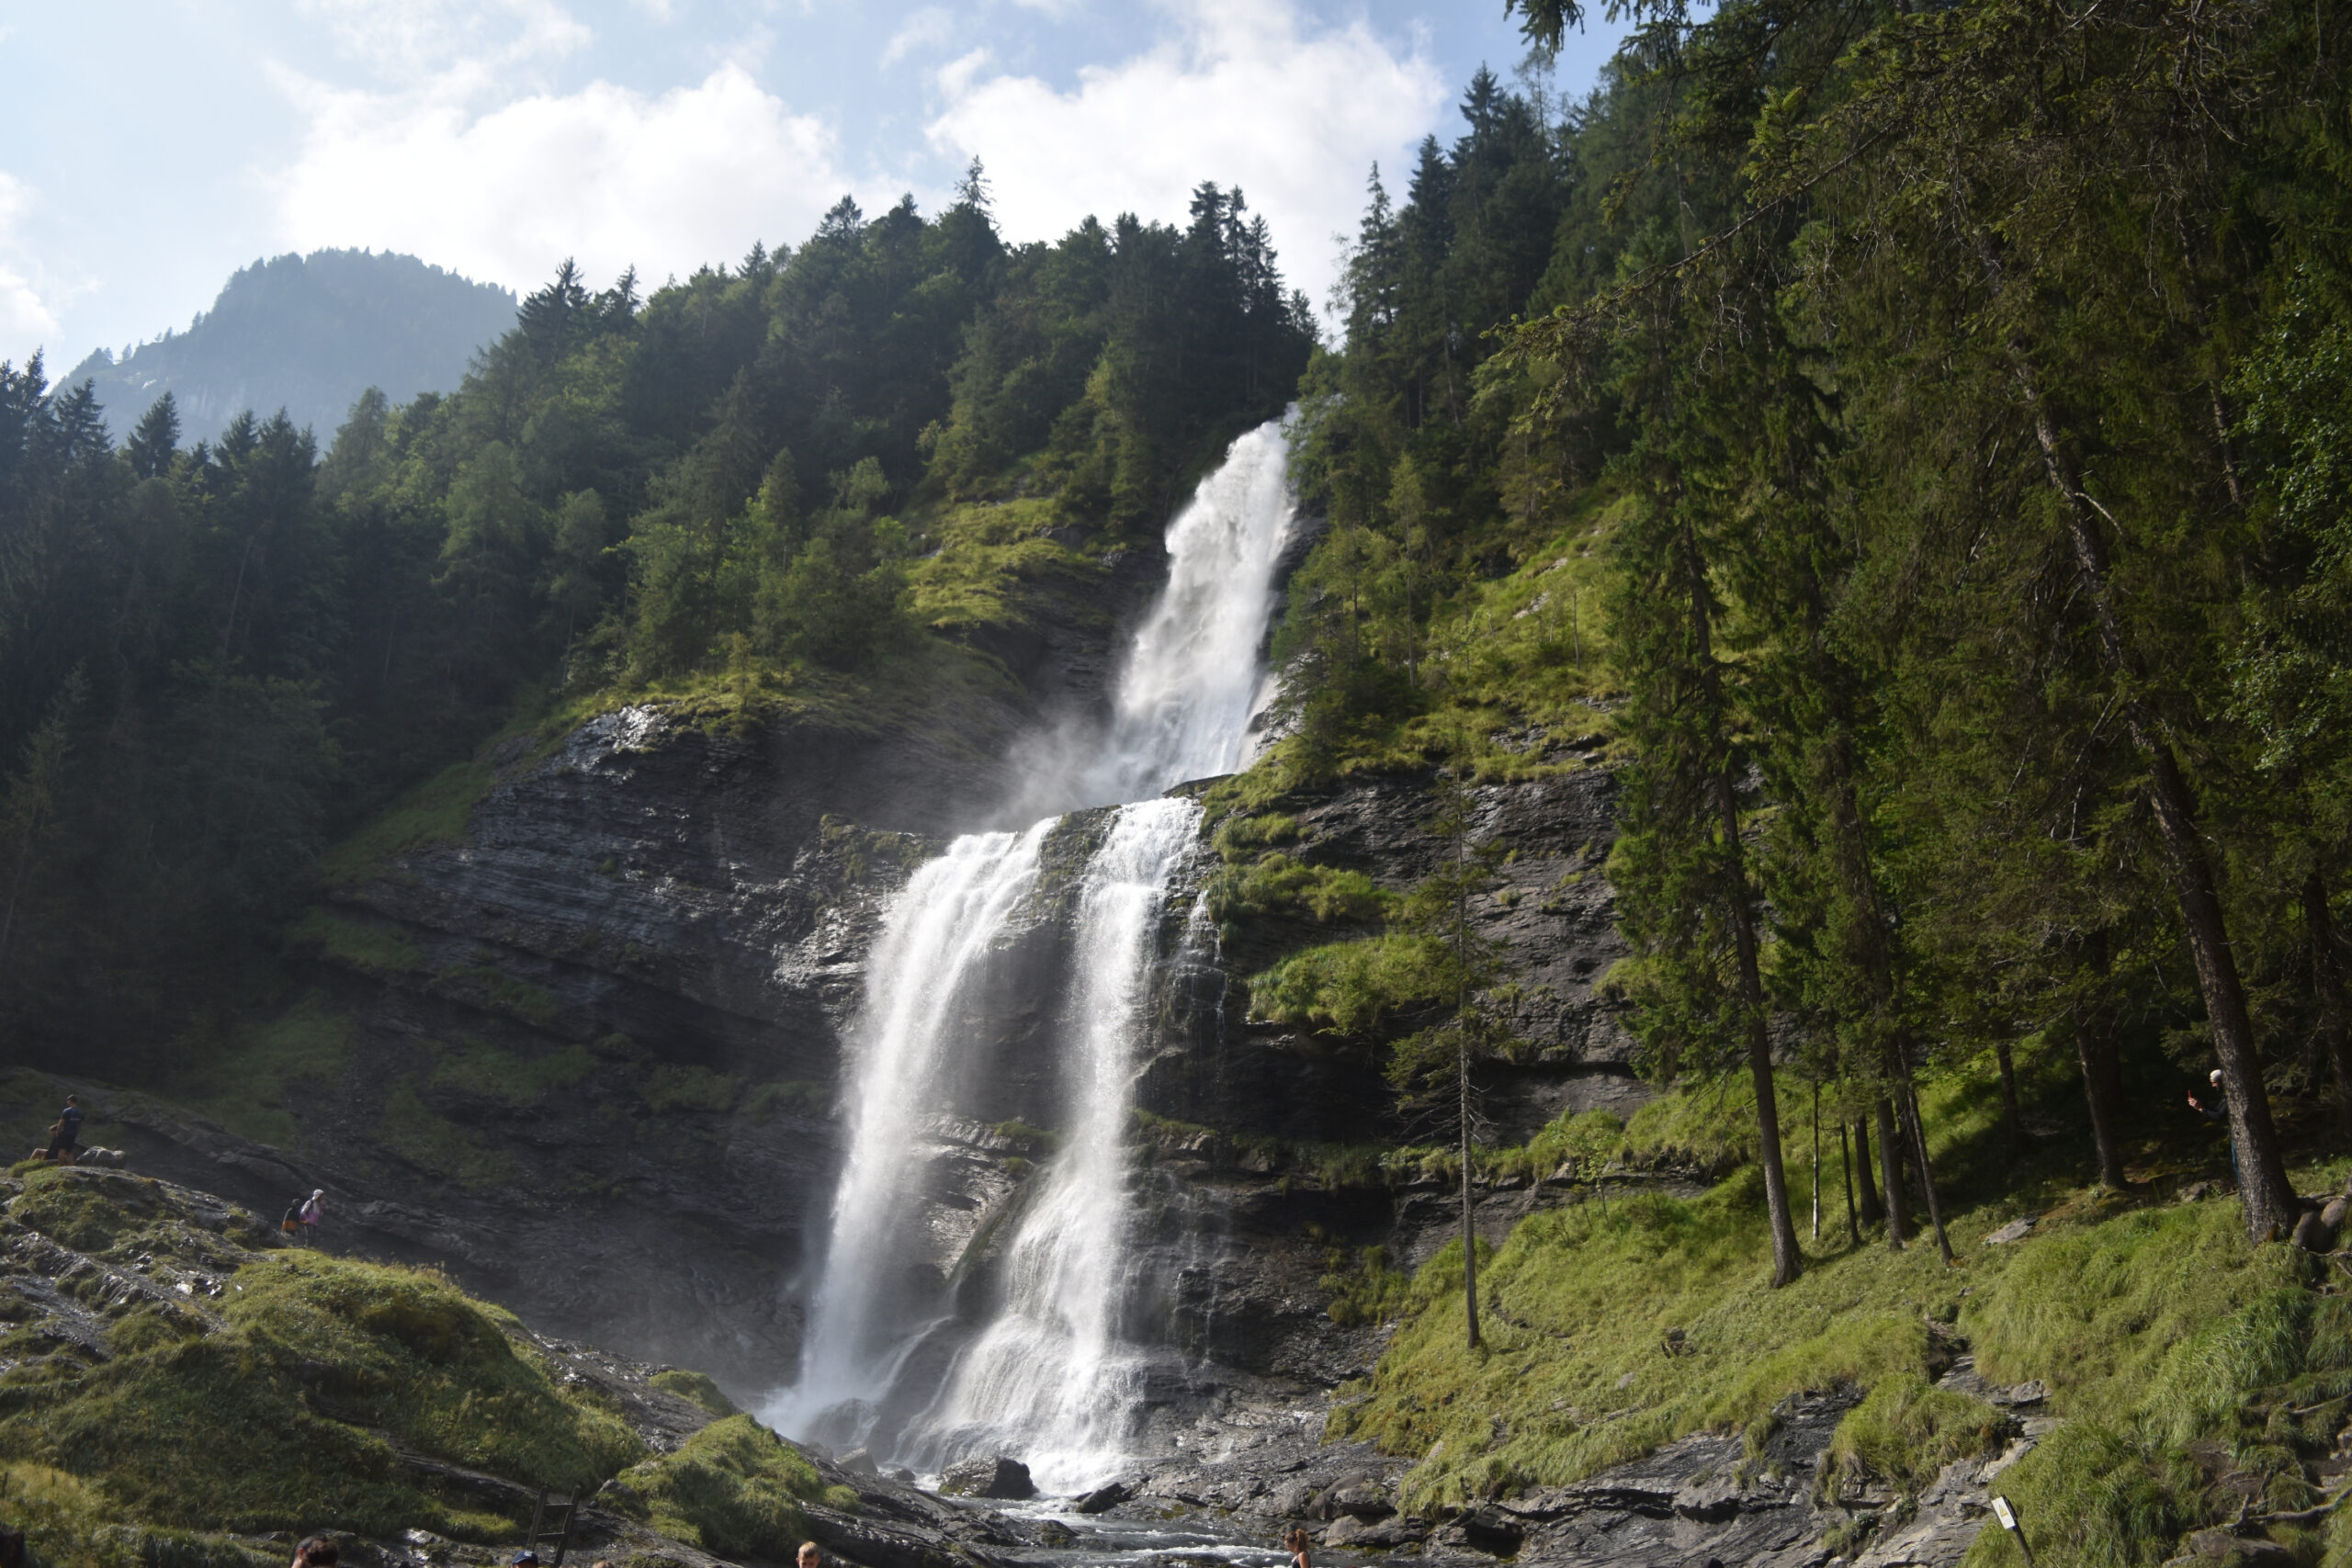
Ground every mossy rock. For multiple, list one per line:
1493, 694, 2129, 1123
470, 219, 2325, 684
649, 1369, 738, 1418
608, 1416, 829, 1558
1, 1254, 644, 1538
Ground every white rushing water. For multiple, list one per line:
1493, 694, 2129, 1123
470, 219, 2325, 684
1081, 419, 1302, 804
900, 795, 1201, 1487
776, 823, 1054, 1435
772, 413, 1300, 1486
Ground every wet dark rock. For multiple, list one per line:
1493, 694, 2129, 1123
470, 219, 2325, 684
841, 1448, 880, 1477
1449, 1507, 1526, 1557
941, 1455, 1036, 1500
1075, 1481, 1135, 1514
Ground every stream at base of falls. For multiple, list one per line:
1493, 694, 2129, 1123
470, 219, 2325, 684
766, 414, 1304, 1493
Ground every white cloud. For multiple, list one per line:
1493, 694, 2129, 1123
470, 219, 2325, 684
270, 63, 850, 299
294, 0, 592, 83
923, 0, 1444, 312
0, 173, 62, 363
881, 6, 957, 68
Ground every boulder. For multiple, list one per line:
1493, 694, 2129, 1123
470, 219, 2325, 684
2293, 1209, 2340, 1254
839, 1448, 880, 1478
940, 1455, 1035, 1501
1074, 1481, 1132, 1514
2188, 1529, 2297, 1567
1328, 1479, 1393, 1518
1671, 1474, 1740, 1522
886, 1466, 917, 1486
1271, 1482, 1320, 1517
1327, 1516, 1421, 1551
1985, 1216, 2038, 1245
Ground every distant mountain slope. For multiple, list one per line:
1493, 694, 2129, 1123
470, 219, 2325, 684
63, 248, 517, 442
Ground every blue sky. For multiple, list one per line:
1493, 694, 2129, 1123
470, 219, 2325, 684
0, 1, 1624, 375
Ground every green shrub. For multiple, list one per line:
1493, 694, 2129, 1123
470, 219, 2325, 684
611, 1416, 827, 1557
1206, 852, 1389, 927
1323, 1246, 1414, 1326
1248, 933, 1453, 1037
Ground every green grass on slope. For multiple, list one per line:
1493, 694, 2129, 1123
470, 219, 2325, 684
1335, 1100, 2352, 1568
0, 1168, 826, 1568
2, 1247, 642, 1537
610, 1415, 854, 1559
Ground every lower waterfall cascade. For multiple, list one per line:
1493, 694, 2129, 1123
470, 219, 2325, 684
766, 414, 1303, 1490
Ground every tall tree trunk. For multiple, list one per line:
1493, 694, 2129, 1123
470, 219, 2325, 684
2015, 355, 2299, 1241
1716, 766, 1803, 1287
1460, 1052, 1480, 1350
2075, 1016, 2130, 1190
1875, 1097, 1909, 1249
1839, 1120, 1860, 1246
2306, 873, 2352, 1139
1896, 1074, 1953, 1263
1854, 1116, 1883, 1225
1682, 524, 1802, 1287
1994, 1040, 2023, 1150
1811, 1082, 1822, 1243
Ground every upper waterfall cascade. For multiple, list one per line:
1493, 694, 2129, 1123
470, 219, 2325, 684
770, 414, 1302, 1491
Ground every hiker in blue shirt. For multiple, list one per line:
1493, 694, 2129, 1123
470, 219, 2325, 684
42, 1094, 83, 1162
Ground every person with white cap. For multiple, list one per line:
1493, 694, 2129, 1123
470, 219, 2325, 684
298, 1189, 325, 1246
2188, 1069, 2240, 1190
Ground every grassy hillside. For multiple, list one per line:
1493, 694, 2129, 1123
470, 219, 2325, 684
0, 1163, 837, 1568
1323, 1068, 2352, 1568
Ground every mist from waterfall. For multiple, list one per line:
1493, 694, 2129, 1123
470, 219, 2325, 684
771, 412, 1300, 1486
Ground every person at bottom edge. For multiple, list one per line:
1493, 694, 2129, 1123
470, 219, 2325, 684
798, 1541, 823, 1568
1286, 1524, 1313, 1568
291, 1538, 337, 1568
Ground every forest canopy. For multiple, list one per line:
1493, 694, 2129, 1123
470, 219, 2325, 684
7, 0, 2352, 1269
0, 173, 1311, 1057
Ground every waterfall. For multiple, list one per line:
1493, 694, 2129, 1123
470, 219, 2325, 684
772, 412, 1299, 1485
774, 824, 1054, 1439
1082, 419, 1302, 802
899, 796, 1202, 1488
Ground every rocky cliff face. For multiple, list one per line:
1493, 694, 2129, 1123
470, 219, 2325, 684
70, 530, 1645, 1438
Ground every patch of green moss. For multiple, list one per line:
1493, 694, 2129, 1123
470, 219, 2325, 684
171, 993, 354, 1147
639, 1065, 741, 1117
379, 1082, 522, 1189
436, 966, 562, 1029
992, 1119, 1061, 1155
1322, 1245, 1414, 1327
0, 1255, 642, 1539
10, 1168, 172, 1254
318, 760, 495, 886
1205, 852, 1390, 929
427, 1039, 596, 1105
609, 1416, 827, 1558
1247, 932, 1453, 1037
649, 1369, 739, 1418
741, 1080, 827, 1121
283, 907, 425, 974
